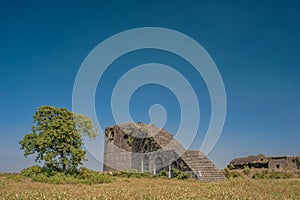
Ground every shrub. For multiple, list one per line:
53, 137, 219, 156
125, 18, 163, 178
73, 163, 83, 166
252, 170, 293, 179
20, 166, 112, 184
141, 172, 151, 177
79, 168, 113, 184
31, 173, 76, 184
171, 168, 181, 177
151, 174, 160, 178
227, 164, 234, 170
252, 172, 264, 179
20, 165, 42, 177
171, 168, 190, 179
176, 172, 190, 180
112, 170, 151, 178
243, 166, 251, 175
41, 166, 59, 176
224, 168, 242, 179
159, 169, 167, 177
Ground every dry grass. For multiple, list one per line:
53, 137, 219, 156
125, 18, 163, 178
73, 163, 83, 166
0, 174, 299, 199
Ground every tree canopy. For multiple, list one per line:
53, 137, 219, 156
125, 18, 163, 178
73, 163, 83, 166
19, 106, 97, 172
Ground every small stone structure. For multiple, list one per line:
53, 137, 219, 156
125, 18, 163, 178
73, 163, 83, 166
268, 156, 298, 170
229, 155, 298, 170
103, 122, 225, 182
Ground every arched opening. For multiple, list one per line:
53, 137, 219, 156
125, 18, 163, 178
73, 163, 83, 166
170, 161, 178, 178
276, 164, 280, 169
108, 128, 114, 140
171, 161, 178, 169
143, 155, 149, 172
155, 157, 163, 174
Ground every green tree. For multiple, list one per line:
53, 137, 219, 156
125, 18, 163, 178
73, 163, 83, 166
19, 106, 97, 172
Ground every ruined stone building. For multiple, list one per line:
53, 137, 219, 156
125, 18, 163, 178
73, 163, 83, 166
103, 122, 225, 182
229, 154, 298, 170
268, 156, 298, 170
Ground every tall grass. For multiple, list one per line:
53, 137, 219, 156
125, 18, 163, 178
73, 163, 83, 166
0, 174, 299, 199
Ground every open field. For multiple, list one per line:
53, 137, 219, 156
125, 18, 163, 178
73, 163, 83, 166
0, 175, 299, 199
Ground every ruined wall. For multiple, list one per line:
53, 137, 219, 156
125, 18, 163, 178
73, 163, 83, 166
103, 123, 225, 181
229, 156, 298, 171
103, 124, 186, 173
268, 157, 297, 170
103, 126, 132, 171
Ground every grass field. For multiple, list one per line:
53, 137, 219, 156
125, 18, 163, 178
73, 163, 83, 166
0, 174, 299, 200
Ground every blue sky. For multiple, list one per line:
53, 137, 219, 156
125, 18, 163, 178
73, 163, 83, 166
1, 0, 300, 172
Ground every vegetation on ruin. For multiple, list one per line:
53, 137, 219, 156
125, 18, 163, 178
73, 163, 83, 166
122, 123, 151, 137
121, 123, 161, 152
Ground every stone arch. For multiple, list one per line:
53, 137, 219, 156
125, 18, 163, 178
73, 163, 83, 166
171, 160, 178, 169
169, 160, 178, 178
155, 157, 163, 174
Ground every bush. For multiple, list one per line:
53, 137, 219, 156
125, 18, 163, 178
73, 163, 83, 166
113, 168, 189, 180
243, 166, 251, 175
31, 173, 78, 184
112, 170, 150, 178
224, 168, 242, 179
252, 172, 266, 179
151, 174, 160, 178
176, 172, 190, 180
159, 169, 167, 177
171, 168, 181, 177
252, 170, 293, 179
171, 168, 190, 179
78, 168, 113, 184
20, 165, 42, 177
227, 164, 234, 170
141, 172, 151, 177
20, 166, 112, 184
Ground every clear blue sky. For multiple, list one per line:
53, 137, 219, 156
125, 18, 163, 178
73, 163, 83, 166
1, 0, 299, 172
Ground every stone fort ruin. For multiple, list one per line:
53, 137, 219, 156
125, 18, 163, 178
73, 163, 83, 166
103, 122, 225, 182
228, 154, 298, 170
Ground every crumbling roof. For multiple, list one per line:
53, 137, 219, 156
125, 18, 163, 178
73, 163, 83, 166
115, 122, 185, 155
117, 122, 180, 148
230, 154, 267, 165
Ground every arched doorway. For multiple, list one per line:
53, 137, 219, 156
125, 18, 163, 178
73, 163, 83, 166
170, 161, 178, 178
155, 157, 163, 174
142, 155, 149, 172
171, 161, 178, 169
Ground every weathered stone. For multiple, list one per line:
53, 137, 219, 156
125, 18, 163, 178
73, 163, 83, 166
229, 155, 298, 170
103, 122, 225, 182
